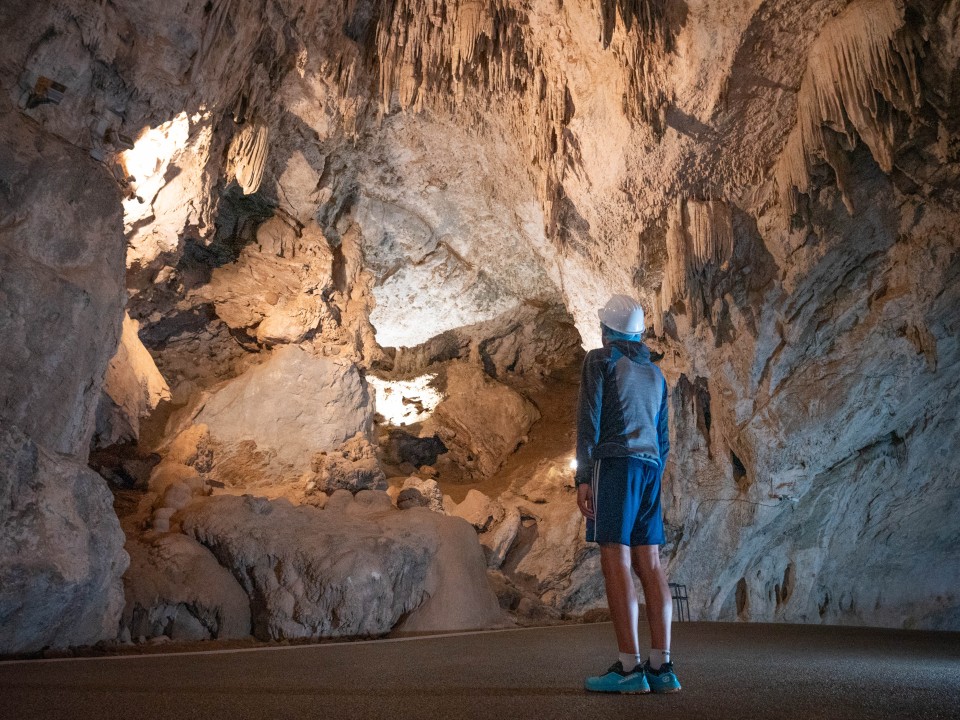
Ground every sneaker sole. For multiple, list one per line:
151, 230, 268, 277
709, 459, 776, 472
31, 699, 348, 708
585, 687, 651, 694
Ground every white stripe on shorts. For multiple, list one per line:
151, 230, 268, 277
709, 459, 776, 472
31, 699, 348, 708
591, 458, 601, 542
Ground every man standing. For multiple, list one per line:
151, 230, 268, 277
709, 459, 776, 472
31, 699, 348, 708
575, 294, 680, 694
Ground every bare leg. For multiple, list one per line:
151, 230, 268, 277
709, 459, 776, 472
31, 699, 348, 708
631, 544, 672, 652
599, 543, 640, 654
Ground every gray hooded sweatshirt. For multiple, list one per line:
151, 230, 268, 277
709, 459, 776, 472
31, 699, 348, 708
574, 340, 669, 486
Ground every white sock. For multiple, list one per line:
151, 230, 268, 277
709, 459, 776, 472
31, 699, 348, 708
649, 648, 670, 669
618, 652, 642, 672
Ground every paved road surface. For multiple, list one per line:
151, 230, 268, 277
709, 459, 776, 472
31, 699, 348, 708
2, 622, 958, 720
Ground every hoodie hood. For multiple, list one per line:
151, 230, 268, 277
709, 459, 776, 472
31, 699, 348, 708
606, 339, 651, 364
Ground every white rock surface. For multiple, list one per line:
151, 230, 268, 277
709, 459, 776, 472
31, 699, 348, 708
355, 116, 563, 349
195, 346, 374, 483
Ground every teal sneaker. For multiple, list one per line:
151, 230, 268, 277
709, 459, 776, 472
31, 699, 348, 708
584, 661, 651, 694
644, 660, 681, 693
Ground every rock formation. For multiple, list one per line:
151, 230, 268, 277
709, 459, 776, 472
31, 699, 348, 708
1, 0, 958, 654
179, 493, 501, 639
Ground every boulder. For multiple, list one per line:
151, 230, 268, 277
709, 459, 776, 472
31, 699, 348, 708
0, 426, 129, 654
451, 489, 504, 532
397, 477, 445, 513
94, 313, 171, 448
423, 362, 540, 479
123, 533, 251, 642
179, 494, 501, 639
195, 346, 374, 484
308, 433, 386, 493
395, 511, 505, 633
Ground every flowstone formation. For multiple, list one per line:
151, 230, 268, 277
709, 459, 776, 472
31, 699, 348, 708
1, 0, 958, 653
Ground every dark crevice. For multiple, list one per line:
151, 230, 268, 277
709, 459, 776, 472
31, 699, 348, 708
731, 450, 748, 491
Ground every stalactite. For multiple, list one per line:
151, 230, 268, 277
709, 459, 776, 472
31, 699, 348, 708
662, 197, 733, 312
369, 0, 578, 244
226, 122, 269, 195
374, 0, 532, 112
775, 0, 922, 215
597, 0, 674, 135
191, 0, 301, 129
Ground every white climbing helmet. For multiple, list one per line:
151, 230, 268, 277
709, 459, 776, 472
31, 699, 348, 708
598, 294, 645, 334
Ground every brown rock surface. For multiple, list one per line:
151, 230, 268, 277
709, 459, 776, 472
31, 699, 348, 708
423, 363, 541, 480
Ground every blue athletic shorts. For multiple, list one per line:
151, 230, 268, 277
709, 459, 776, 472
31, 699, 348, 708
585, 456, 665, 546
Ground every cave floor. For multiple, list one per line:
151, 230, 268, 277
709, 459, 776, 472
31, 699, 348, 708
2, 621, 958, 720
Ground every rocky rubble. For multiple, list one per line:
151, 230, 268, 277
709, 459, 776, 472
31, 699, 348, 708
307, 434, 387, 494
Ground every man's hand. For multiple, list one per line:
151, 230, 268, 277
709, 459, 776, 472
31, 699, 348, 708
577, 482, 595, 519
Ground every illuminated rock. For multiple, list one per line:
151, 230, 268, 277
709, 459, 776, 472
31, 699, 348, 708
450, 489, 505, 533
179, 495, 502, 639
195, 346, 374, 485
95, 313, 171, 447
423, 363, 540, 480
